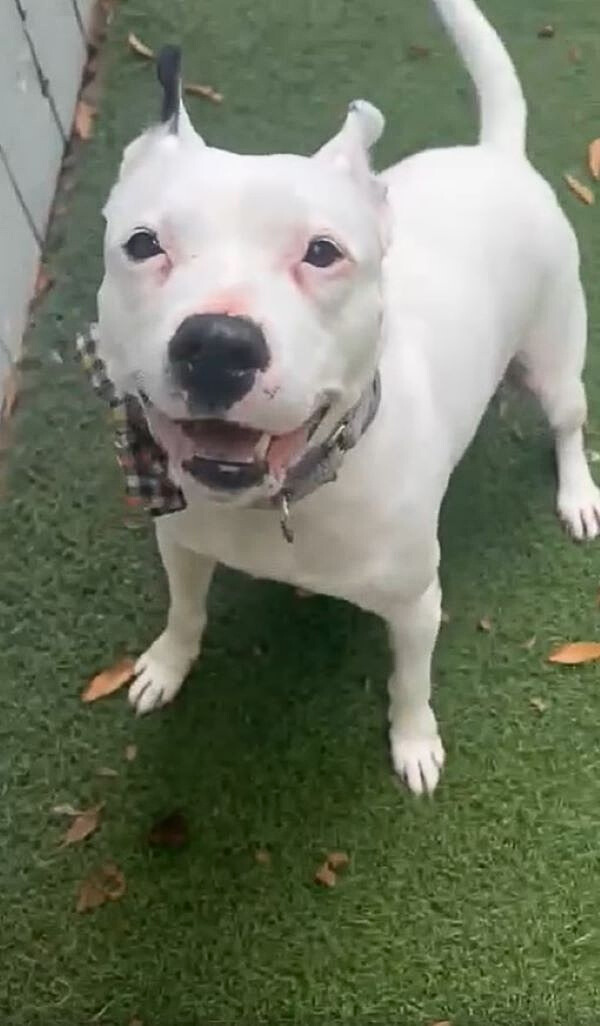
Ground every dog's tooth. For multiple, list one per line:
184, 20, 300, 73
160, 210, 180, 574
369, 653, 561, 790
254, 433, 271, 460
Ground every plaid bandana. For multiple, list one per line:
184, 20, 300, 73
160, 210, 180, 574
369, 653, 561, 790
76, 323, 381, 535
76, 324, 186, 517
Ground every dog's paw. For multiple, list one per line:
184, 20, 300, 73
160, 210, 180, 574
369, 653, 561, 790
390, 712, 445, 796
129, 631, 197, 715
558, 479, 600, 541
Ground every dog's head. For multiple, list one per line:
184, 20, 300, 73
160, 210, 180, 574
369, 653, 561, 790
98, 46, 388, 503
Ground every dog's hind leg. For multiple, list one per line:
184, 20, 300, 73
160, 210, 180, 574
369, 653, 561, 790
520, 275, 600, 540
129, 521, 215, 714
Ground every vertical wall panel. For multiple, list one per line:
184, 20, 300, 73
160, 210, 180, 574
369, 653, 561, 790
0, 157, 40, 396
0, 0, 64, 237
0, 0, 91, 404
21, 0, 87, 137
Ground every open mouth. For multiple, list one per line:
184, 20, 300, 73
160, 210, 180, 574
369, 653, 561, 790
142, 401, 328, 492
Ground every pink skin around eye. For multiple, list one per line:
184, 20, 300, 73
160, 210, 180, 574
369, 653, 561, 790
290, 235, 352, 294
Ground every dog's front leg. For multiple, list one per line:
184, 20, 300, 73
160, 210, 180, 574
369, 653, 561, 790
385, 577, 444, 795
129, 521, 215, 714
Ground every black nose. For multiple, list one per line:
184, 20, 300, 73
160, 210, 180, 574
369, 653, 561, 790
168, 313, 270, 411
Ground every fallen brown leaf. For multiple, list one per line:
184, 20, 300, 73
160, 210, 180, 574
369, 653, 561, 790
478, 617, 492, 633
81, 657, 135, 703
76, 861, 125, 913
255, 848, 271, 865
588, 139, 600, 181
61, 803, 103, 846
0, 368, 19, 423
76, 875, 106, 913
128, 32, 155, 60
148, 811, 189, 849
407, 44, 431, 59
548, 641, 600, 665
74, 100, 96, 140
184, 82, 223, 104
125, 743, 138, 762
530, 696, 549, 714
314, 862, 337, 888
430, 1021, 451, 1026
537, 24, 555, 38
96, 766, 119, 778
522, 634, 537, 651
33, 266, 54, 304
564, 173, 594, 206
327, 851, 350, 871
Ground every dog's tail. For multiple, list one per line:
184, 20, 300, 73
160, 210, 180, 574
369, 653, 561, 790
431, 0, 526, 154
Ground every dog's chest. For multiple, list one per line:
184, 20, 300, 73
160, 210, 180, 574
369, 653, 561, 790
161, 476, 435, 610
164, 498, 365, 593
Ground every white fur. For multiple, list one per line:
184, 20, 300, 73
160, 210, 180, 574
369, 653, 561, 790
98, 0, 600, 793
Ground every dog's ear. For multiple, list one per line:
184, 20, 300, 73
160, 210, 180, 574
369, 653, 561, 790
156, 44, 203, 145
314, 100, 384, 191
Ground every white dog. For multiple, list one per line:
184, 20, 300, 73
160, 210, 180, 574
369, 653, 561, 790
96, 0, 599, 795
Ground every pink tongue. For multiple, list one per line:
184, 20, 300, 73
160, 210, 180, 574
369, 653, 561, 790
267, 424, 310, 479
182, 420, 261, 463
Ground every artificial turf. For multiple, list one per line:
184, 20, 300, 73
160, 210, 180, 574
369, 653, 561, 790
2, 1, 600, 1023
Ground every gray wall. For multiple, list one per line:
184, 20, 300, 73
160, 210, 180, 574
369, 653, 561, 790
0, 0, 95, 399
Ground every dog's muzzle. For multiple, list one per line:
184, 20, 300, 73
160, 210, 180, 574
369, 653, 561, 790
76, 324, 380, 542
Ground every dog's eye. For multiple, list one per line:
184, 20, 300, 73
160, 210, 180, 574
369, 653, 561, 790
302, 237, 344, 268
123, 229, 164, 262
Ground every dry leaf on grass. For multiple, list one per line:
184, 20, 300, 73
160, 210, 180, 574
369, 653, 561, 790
0, 368, 19, 423
530, 696, 549, 714
522, 634, 537, 651
327, 851, 350, 871
255, 848, 271, 865
537, 24, 555, 38
548, 641, 600, 665
588, 139, 600, 181
184, 82, 223, 104
407, 44, 431, 59
125, 743, 138, 762
564, 174, 594, 206
430, 1021, 452, 1026
314, 851, 350, 887
74, 100, 96, 140
61, 803, 103, 847
314, 862, 337, 888
33, 267, 54, 305
81, 657, 135, 703
128, 32, 155, 59
148, 811, 189, 849
97, 766, 119, 778
478, 617, 492, 633
76, 861, 125, 913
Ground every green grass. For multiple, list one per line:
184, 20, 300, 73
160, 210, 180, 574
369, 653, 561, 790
2, 1, 600, 1023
